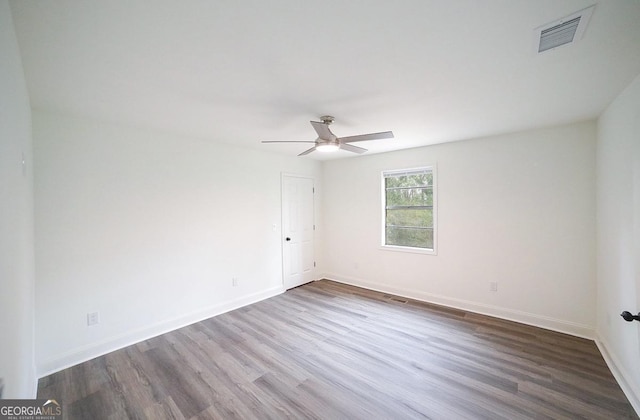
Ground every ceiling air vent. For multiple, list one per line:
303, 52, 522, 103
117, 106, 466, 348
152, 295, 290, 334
533, 5, 595, 53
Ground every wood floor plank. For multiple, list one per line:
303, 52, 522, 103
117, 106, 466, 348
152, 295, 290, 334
38, 280, 638, 419
142, 396, 184, 420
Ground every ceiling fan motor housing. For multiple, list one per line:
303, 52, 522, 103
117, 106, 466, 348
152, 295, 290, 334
320, 116, 334, 125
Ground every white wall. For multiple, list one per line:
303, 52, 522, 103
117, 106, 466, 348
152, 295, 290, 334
33, 111, 322, 375
596, 74, 640, 411
323, 121, 596, 337
0, 0, 36, 398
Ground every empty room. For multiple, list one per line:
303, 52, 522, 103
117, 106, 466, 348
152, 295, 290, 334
2, 0, 640, 418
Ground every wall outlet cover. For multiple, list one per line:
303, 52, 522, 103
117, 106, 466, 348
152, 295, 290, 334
87, 312, 100, 326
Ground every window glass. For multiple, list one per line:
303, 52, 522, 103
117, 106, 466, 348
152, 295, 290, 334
383, 167, 435, 252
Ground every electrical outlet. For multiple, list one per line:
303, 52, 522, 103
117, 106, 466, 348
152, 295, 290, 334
87, 312, 100, 326
232, 277, 239, 287
489, 282, 498, 292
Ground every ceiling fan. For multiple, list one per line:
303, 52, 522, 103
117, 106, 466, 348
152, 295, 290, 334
262, 116, 394, 156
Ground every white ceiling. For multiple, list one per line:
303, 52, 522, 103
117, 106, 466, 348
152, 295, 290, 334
9, 0, 640, 160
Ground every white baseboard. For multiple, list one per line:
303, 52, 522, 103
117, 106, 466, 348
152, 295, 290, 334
37, 286, 285, 378
595, 335, 640, 416
323, 273, 595, 339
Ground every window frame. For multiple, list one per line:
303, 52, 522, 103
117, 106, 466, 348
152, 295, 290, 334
380, 166, 437, 255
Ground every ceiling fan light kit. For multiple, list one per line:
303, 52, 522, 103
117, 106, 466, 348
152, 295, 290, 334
262, 115, 394, 156
316, 143, 340, 152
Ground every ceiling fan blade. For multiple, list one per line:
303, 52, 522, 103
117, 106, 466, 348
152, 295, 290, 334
261, 141, 316, 144
310, 121, 336, 140
298, 146, 317, 156
340, 143, 367, 154
339, 131, 394, 143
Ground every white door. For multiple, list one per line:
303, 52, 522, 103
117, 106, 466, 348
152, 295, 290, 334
282, 175, 315, 289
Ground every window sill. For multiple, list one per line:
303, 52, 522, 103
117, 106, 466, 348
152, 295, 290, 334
380, 245, 437, 256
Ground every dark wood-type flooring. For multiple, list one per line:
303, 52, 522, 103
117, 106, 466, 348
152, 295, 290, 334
38, 280, 638, 419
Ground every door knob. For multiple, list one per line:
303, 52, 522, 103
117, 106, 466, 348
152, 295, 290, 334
285, 237, 291, 241
621, 311, 640, 322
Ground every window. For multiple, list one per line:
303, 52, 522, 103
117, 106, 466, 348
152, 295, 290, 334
382, 167, 436, 253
